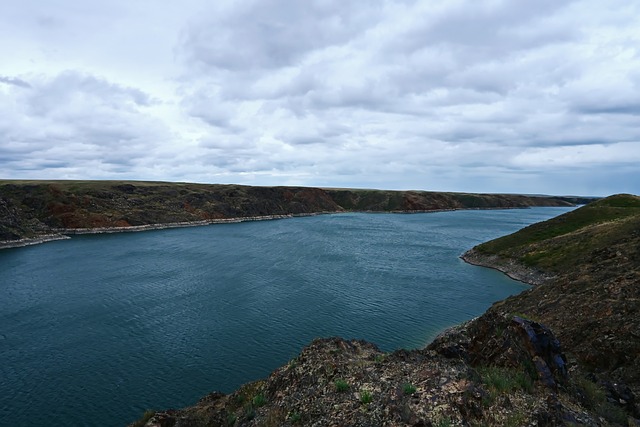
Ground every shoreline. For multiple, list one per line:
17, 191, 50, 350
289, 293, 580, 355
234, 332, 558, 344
0, 234, 71, 250
0, 212, 338, 249
460, 248, 554, 286
0, 206, 566, 251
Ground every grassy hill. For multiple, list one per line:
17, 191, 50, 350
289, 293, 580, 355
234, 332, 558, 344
464, 194, 640, 418
474, 194, 640, 272
0, 180, 578, 245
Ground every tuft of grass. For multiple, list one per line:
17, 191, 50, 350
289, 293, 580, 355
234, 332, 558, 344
335, 379, 349, 392
505, 412, 527, 427
360, 390, 373, 404
252, 393, 267, 407
288, 411, 302, 424
574, 377, 629, 424
226, 413, 237, 426
243, 404, 256, 420
479, 365, 533, 404
402, 383, 417, 395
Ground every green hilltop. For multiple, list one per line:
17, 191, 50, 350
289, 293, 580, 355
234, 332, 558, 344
473, 193, 640, 272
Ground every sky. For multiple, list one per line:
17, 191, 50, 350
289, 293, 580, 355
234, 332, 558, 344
1, 0, 639, 196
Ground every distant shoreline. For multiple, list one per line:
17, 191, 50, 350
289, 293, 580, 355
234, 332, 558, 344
0, 212, 335, 249
0, 206, 568, 250
0, 234, 71, 250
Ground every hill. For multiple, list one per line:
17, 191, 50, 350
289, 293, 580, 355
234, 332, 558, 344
0, 180, 578, 247
129, 194, 639, 426
463, 194, 640, 417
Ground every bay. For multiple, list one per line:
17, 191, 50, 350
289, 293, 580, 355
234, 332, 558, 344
0, 207, 573, 426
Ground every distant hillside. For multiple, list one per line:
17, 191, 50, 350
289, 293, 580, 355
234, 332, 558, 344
0, 180, 578, 247
463, 194, 640, 411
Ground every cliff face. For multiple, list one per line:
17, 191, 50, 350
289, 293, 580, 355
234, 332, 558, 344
129, 194, 640, 426
0, 180, 578, 246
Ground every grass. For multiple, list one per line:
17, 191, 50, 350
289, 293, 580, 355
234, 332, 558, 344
335, 379, 349, 392
402, 383, 417, 395
475, 194, 640, 272
288, 411, 302, 424
226, 413, 237, 426
243, 404, 256, 420
360, 390, 373, 404
478, 365, 534, 404
252, 393, 267, 407
574, 377, 629, 425
478, 194, 640, 251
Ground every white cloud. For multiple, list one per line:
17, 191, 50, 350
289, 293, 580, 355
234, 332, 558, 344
1, 0, 639, 195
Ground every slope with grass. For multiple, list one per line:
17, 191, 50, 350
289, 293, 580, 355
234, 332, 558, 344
463, 194, 640, 412
0, 180, 578, 247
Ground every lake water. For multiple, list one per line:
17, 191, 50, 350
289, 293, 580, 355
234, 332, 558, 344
0, 207, 573, 426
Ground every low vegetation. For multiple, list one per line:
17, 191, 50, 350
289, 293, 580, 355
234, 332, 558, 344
0, 180, 579, 244
334, 379, 349, 392
475, 194, 640, 272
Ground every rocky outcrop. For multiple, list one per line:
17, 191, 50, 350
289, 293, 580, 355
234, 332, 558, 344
135, 331, 609, 427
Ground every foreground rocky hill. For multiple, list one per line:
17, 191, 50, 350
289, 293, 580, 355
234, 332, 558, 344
129, 194, 639, 426
0, 180, 577, 247
463, 194, 640, 412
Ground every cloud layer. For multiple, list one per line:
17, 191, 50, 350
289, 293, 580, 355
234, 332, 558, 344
1, 0, 639, 195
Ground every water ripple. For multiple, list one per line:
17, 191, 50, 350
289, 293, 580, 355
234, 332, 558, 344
0, 207, 574, 426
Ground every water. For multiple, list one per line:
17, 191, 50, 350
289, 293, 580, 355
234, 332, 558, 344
0, 207, 572, 426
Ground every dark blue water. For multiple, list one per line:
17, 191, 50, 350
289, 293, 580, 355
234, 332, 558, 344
0, 207, 572, 426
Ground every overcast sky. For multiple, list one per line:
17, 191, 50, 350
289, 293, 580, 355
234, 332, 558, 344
1, 0, 639, 196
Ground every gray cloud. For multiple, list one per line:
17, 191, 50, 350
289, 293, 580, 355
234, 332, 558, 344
1, 0, 639, 195
0, 71, 170, 179
0, 75, 31, 88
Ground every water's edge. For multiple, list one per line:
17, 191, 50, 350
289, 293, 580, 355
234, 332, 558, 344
0, 206, 539, 250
